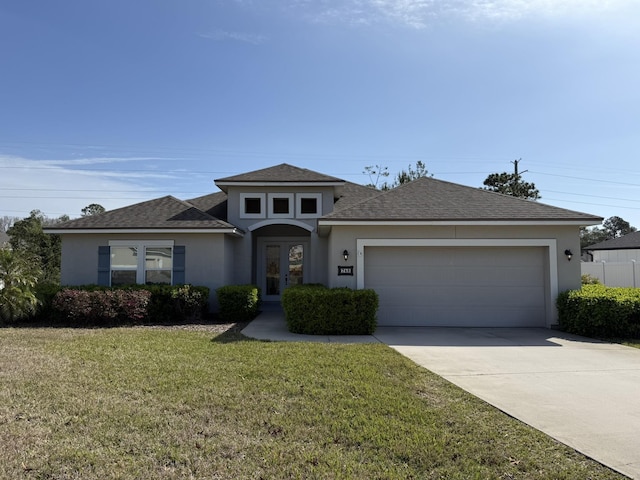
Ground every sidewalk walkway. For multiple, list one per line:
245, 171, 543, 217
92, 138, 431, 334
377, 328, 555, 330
241, 303, 379, 343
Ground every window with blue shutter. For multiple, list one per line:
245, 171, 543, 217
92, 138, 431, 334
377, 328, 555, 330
173, 246, 186, 284
100, 242, 184, 286
97, 246, 110, 286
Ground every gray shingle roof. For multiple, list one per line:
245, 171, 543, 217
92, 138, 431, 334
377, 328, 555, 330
322, 176, 603, 223
186, 191, 228, 221
585, 231, 640, 250
333, 181, 381, 211
45, 166, 603, 231
215, 163, 344, 184
49, 196, 237, 230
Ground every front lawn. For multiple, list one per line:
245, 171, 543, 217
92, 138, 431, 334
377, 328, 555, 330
0, 326, 622, 479
623, 340, 640, 349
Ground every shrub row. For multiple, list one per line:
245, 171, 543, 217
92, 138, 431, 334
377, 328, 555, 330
216, 284, 261, 321
557, 284, 640, 338
282, 285, 378, 335
52, 289, 152, 326
42, 284, 209, 326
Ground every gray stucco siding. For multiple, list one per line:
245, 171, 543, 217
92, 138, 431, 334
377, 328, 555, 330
325, 224, 582, 326
59, 233, 236, 311
326, 224, 581, 293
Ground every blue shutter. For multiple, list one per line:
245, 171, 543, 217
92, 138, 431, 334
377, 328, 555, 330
97, 246, 110, 286
173, 246, 185, 285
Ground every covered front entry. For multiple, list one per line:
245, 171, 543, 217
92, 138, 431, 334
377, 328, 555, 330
257, 238, 309, 301
360, 241, 554, 327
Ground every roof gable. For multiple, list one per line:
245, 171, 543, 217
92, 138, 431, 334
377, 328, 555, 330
322, 176, 603, 223
333, 181, 381, 211
215, 163, 344, 185
48, 196, 237, 231
186, 191, 228, 220
585, 231, 640, 250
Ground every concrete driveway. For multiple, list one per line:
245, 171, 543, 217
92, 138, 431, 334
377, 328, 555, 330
373, 327, 640, 479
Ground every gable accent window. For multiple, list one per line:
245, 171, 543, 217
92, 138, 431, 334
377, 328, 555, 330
296, 193, 322, 218
268, 193, 294, 218
108, 240, 175, 286
240, 193, 266, 219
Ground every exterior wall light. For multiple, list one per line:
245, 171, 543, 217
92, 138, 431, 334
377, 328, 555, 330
564, 249, 573, 261
343, 250, 349, 261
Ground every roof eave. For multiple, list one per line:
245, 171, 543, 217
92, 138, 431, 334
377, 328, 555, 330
318, 219, 601, 226
215, 180, 345, 193
45, 228, 245, 236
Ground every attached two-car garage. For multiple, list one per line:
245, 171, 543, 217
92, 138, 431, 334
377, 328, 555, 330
358, 240, 555, 328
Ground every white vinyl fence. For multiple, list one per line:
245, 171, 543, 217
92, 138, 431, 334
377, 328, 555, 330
581, 261, 640, 288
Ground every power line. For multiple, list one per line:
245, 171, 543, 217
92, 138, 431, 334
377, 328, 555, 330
530, 171, 640, 187
542, 197, 640, 210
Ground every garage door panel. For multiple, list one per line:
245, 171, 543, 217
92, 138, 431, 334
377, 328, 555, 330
375, 285, 545, 308
377, 306, 546, 327
365, 246, 547, 327
367, 266, 456, 286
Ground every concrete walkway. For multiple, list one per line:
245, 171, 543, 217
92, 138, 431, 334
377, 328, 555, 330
242, 308, 640, 478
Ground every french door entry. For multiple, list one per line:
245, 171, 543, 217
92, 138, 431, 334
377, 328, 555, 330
261, 241, 307, 301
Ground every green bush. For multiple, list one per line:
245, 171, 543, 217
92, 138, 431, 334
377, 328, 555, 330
557, 284, 640, 338
282, 285, 378, 335
33, 282, 63, 322
52, 289, 152, 326
581, 274, 601, 285
41, 284, 209, 325
0, 249, 41, 324
216, 285, 261, 321
115, 284, 210, 322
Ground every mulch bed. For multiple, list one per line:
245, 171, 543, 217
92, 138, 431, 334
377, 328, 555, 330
134, 320, 251, 334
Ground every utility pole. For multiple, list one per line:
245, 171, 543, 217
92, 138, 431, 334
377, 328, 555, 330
510, 158, 526, 196
511, 158, 527, 176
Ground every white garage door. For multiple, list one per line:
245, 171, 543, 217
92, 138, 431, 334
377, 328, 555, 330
365, 246, 547, 327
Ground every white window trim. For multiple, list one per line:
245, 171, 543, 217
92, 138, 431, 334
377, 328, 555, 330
268, 193, 294, 219
296, 193, 322, 218
108, 240, 174, 285
240, 193, 266, 219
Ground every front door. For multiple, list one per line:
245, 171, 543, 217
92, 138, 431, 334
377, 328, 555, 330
260, 240, 308, 301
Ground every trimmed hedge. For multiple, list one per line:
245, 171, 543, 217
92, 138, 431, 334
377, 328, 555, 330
216, 284, 261, 321
557, 284, 640, 338
45, 284, 209, 325
52, 289, 151, 326
282, 285, 378, 335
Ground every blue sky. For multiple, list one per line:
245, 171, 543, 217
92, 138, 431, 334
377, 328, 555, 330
1, 0, 639, 228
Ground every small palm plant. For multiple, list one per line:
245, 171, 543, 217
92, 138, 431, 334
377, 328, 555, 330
0, 248, 42, 324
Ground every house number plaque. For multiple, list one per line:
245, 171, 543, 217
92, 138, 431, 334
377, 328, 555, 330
338, 266, 354, 276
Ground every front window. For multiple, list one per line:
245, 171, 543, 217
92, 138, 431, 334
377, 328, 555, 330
296, 193, 322, 218
109, 241, 173, 286
240, 193, 266, 219
111, 246, 138, 286
268, 193, 294, 218
272, 197, 290, 214
145, 247, 172, 285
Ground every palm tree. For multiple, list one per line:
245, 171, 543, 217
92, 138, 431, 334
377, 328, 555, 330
0, 248, 41, 323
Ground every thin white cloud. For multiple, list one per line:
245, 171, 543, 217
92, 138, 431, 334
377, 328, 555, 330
37, 157, 175, 167
0, 156, 171, 218
199, 29, 267, 45
285, 0, 637, 29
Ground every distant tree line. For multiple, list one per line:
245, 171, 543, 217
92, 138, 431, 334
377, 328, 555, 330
580, 216, 637, 250
1, 204, 105, 323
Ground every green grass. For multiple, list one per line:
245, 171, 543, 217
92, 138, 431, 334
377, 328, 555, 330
623, 340, 640, 349
0, 327, 623, 479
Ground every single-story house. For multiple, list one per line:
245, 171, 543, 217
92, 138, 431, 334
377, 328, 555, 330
46, 163, 602, 328
583, 231, 640, 262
